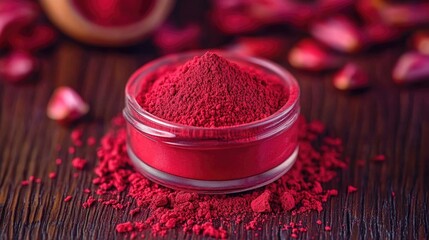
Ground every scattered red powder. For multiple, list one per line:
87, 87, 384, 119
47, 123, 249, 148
316, 220, 322, 225
372, 154, 386, 162
324, 226, 331, 231
347, 185, 358, 193
327, 189, 339, 196
391, 191, 396, 198
64, 195, 72, 202
71, 128, 83, 146
83, 188, 91, 194
87, 137, 96, 146
29, 176, 35, 182
83, 115, 348, 238
48, 172, 57, 179
82, 196, 96, 208
68, 146, 75, 154
55, 158, 62, 165
35, 178, 42, 183
21, 180, 29, 186
72, 157, 87, 170
137, 52, 287, 127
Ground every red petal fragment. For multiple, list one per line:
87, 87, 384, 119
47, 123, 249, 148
288, 39, 343, 71
9, 24, 57, 52
392, 52, 429, 84
362, 23, 403, 45
153, 23, 201, 54
379, 3, 429, 27
228, 36, 286, 60
411, 31, 429, 55
0, 51, 37, 83
310, 15, 363, 53
211, 11, 262, 34
333, 63, 369, 90
46, 87, 89, 124
0, 1, 39, 47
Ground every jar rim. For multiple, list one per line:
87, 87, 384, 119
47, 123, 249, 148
124, 50, 300, 138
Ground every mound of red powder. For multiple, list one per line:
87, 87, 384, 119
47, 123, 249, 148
137, 52, 287, 127
84, 116, 347, 238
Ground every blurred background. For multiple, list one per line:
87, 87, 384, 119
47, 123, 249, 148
1, 0, 429, 89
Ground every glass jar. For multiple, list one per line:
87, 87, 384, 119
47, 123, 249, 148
123, 51, 300, 193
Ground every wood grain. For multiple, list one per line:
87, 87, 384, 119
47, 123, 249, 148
1, 37, 429, 239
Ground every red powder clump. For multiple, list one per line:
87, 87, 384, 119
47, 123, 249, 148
137, 52, 287, 127
72, 157, 87, 170
84, 115, 348, 238
251, 190, 272, 213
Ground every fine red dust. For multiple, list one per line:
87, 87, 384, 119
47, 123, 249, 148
84, 115, 347, 238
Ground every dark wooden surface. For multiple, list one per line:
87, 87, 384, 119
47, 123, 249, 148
1, 35, 429, 239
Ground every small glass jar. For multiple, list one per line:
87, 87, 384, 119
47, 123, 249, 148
124, 51, 300, 193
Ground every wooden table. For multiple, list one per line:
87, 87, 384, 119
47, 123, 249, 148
1, 34, 428, 239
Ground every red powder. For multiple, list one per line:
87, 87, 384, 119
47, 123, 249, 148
71, 128, 83, 146
55, 158, 62, 165
324, 226, 331, 231
316, 220, 322, 225
137, 52, 287, 128
82, 196, 96, 208
72, 157, 87, 170
84, 115, 348, 238
72, 0, 155, 27
64, 195, 72, 202
347, 185, 358, 193
21, 180, 29, 186
48, 172, 57, 179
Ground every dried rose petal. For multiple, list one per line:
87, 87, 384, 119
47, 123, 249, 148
379, 3, 429, 27
9, 25, 57, 52
0, 1, 39, 47
227, 36, 286, 60
0, 51, 37, 83
355, 0, 384, 23
392, 52, 429, 84
211, 11, 262, 34
288, 39, 343, 71
153, 24, 201, 53
411, 31, 429, 55
310, 15, 363, 53
362, 23, 403, 45
47, 87, 89, 123
333, 63, 369, 90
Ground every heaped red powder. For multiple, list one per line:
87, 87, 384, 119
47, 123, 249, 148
137, 52, 287, 127
83, 115, 348, 238
72, 0, 155, 27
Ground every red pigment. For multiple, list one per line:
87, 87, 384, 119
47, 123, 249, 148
48, 172, 57, 179
83, 115, 348, 238
72, 0, 155, 27
72, 157, 87, 170
137, 52, 287, 128
347, 185, 358, 193
64, 195, 72, 202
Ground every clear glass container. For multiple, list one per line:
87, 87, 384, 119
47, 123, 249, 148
123, 51, 300, 194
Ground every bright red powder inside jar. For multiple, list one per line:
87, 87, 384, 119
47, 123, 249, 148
72, 0, 155, 27
137, 52, 287, 128
84, 115, 348, 238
